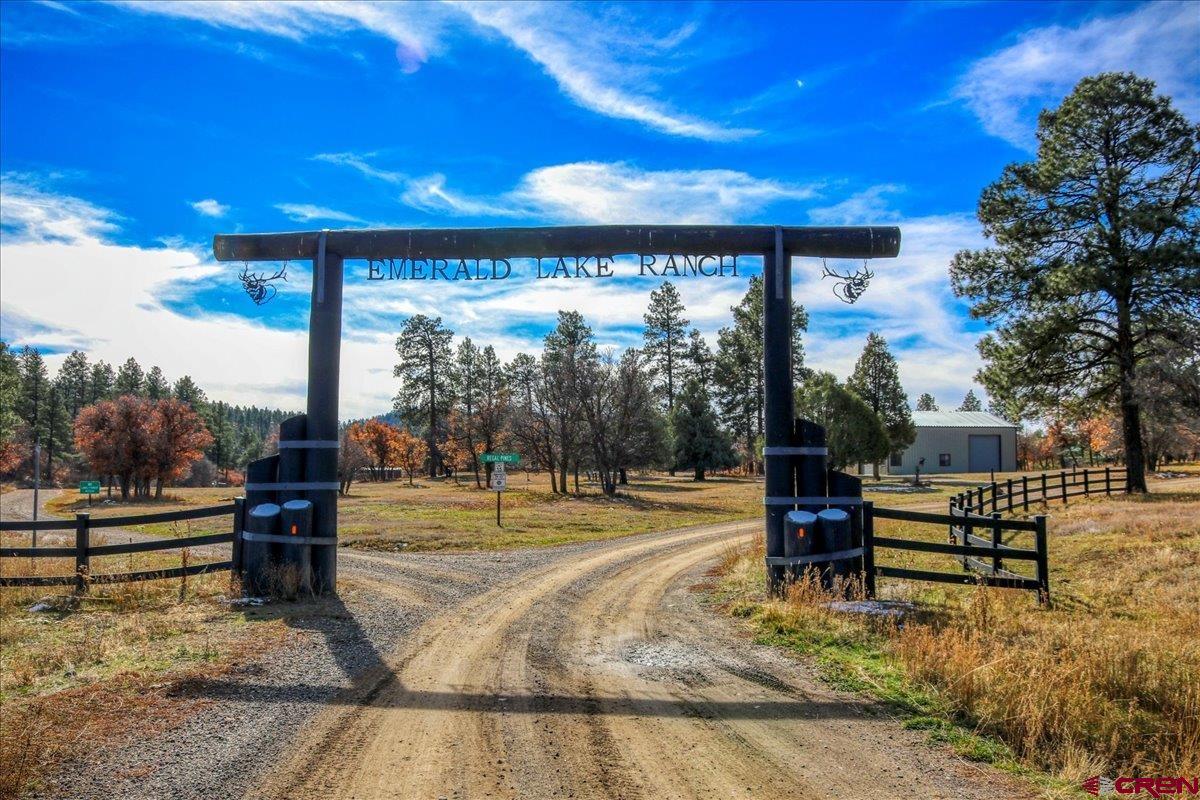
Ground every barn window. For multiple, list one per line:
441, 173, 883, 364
890, 452, 902, 467
939, 453, 952, 467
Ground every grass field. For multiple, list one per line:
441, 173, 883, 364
712, 488, 1200, 797
40, 471, 964, 550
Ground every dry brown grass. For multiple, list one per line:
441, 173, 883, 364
0, 544, 293, 798
713, 491, 1200, 787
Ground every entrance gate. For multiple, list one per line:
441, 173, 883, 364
213, 225, 901, 594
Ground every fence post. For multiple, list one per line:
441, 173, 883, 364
961, 512, 973, 571
1022, 475, 1029, 512
862, 501, 875, 599
1083, 468, 1090, 497
1034, 514, 1050, 605
1061, 471, 1069, 506
231, 497, 246, 577
74, 512, 90, 595
991, 481, 999, 514
1006, 478, 1014, 514
1105, 467, 1112, 496
1041, 472, 1048, 506
990, 512, 1003, 576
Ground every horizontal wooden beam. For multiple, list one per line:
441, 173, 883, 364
213, 225, 901, 262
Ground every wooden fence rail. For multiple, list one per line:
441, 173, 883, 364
950, 466, 1128, 517
864, 501, 1050, 602
0, 501, 243, 592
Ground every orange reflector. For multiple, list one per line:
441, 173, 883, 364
290, 524, 298, 535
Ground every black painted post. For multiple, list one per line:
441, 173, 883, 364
990, 512, 1003, 576
1022, 476, 1029, 511
862, 500, 875, 599
1105, 466, 1112, 496
828, 470, 862, 592
277, 415, 308, 587
1034, 515, 1049, 605
231, 497, 245, 576
280, 499, 314, 597
816, 509, 851, 591
1006, 478, 1014, 514
306, 238, 344, 595
74, 512, 90, 595
763, 232, 793, 596
1083, 468, 1090, 497
1061, 471, 1068, 506
243, 455, 279, 596
991, 481, 998, 514
1041, 473, 1048, 505
245, 503, 281, 596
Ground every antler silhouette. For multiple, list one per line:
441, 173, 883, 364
239, 262, 289, 306
821, 261, 873, 304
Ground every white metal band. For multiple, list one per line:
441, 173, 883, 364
241, 532, 338, 545
764, 547, 864, 566
762, 447, 828, 456
764, 496, 864, 505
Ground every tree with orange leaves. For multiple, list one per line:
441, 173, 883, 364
147, 397, 213, 498
347, 419, 401, 481
393, 428, 428, 486
438, 433, 471, 484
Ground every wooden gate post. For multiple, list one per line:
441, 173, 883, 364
990, 512, 1003, 576
1061, 471, 1069, 506
74, 512, 90, 595
862, 501, 876, 599
1022, 475, 1029, 511
1105, 467, 1112, 496
762, 231, 793, 596
1034, 515, 1050, 605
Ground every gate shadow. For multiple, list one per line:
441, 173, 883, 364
186, 593, 879, 722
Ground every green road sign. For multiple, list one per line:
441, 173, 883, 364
480, 452, 520, 464
79, 480, 101, 495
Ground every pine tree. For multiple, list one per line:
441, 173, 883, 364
958, 390, 983, 412
847, 332, 915, 478
916, 393, 938, 412
114, 357, 145, 396
713, 276, 808, 472
474, 345, 509, 485
0, 343, 20, 450
393, 314, 455, 477
450, 337, 482, 486
671, 379, 734, 481
16, 347, 49, 474
57, 350, 91, 419
682, 328, 714, 386
542, 311, 595, 494
172, 375, 208, 410
89, 361, 116, 404
145, 366, 170, 400
796, 372, 890, 471
203, 402, 238, 480
643, 283, 690, 412
950, 73, 1200, 492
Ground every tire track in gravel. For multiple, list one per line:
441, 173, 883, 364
249, 520, 1033, 800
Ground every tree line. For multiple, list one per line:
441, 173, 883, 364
386, 281, 927, 494
0, 344, 297, 491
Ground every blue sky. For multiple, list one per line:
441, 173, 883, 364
2, 0, 1197, 419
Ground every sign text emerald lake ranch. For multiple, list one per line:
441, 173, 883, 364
365, 253, 741, 282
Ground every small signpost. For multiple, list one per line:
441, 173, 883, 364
482, 453, 517, 526
79, 480, 101, 508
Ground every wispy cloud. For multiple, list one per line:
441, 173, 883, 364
321, 154, 817, 224
190, 198, 228, 217
274, 203, 365, 224
313, 151, 406, 184
954, 2, 1200, 149
107, 1, 751, 141
451, 2, 755, 141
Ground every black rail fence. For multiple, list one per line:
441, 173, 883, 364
950, 466, 1129, 517
0, 499, 246, 593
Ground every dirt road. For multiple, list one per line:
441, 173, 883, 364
248, 522, 1025, 800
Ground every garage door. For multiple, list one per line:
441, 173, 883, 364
968, 435, 1001, 472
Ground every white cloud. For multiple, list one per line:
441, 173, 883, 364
400, 173, 515, 217
1, 177, 396, 418
955, 2, 1200, 148
313, 151, 406, 184
190, 198, 228, 217
450, 2, 755, 141
798, 186, 991, 405
274, 203, 365, 224
513, 162, 815, 224
108, 1, 749, 140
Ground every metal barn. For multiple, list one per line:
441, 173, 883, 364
882, 411, 1018, 475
